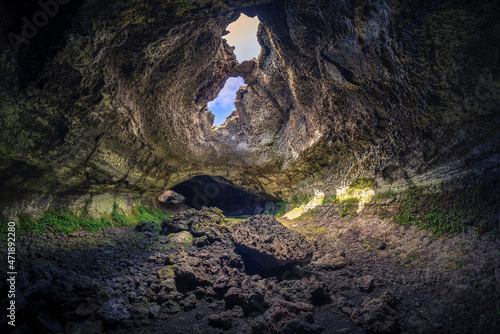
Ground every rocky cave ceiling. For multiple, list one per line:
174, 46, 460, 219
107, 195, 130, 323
0, 0, 499, 208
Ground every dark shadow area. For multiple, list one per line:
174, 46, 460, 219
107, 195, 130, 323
237, 251, 299, 279
171, 175, 271, 216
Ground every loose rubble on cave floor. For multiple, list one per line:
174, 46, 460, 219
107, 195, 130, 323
3, 207, 499, 334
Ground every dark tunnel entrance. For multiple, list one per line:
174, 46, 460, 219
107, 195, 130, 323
170, 175, 272, 216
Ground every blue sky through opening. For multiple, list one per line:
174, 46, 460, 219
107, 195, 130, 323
208, 77, 245, 126
208, 14, 260, 127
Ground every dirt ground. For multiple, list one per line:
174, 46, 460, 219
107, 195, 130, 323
280, 203, 500, 333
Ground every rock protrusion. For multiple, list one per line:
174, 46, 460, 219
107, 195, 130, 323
158, 190, 185, 205
232, 215, 314, 273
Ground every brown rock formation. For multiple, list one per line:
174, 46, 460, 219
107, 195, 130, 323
232, 215, 314, 272
0, 0, 498, 215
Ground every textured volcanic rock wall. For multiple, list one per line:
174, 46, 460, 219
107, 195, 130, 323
0, 0, 499, 216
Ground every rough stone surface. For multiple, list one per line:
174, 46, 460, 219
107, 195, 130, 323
251, 300, 323, 334
135, 222, 155, 232
168, 231, 194, 246
1, 0, 498, 216
350, 292, 399, 333
158, 190, 185, 205
358, 275, 374, 292
96, 299, 131, 326
308, 253, 347, 270
208, 310, 234, 330
232, 215, 314, 271
160, 207, 227, 236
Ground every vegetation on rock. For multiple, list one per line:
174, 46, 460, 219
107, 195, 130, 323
0, 204, 172, 243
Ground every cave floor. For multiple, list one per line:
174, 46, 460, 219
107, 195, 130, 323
5, 206, 500, 334
279, 204, 500, 333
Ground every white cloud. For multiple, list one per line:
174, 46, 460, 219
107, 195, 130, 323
208, 77, 245, 126
208, 77, 244, 109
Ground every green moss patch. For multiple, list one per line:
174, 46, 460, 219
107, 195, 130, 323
350, 178, 376, 190
390, 186, 490, 236
14, 210, 113, 235
1, 203, 173, 241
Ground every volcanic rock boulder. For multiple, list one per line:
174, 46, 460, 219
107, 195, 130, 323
96, 299, 131, 327
158, 190, 185, 205
232, 215, 314, 274
160, 207, 230, 244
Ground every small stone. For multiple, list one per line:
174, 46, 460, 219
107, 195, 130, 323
161, 300, 181, 314
160, 217, 190, 235
309, 253, 347, 270
148, 305, 160, 319
150, 283, 162, 293
194, 236, 210, 247
96, 299, 131, 326
232, 305, 245, 318
160, 278, 176, 292
358, 275, 374, 292
157, 266, 176, 280
350, 292, 398, 333
168, 231, 194, 246
128, 291, 137, 303
208, 302, 219, 310
208, 310, 233, 330
130, 305, 148, 320
179, 293, 197, 311
251, 300, 322, 334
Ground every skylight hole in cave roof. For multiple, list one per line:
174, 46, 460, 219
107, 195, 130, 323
208, 76, 244, 127
207, 14, 261, 127
224, 13, 261, 63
